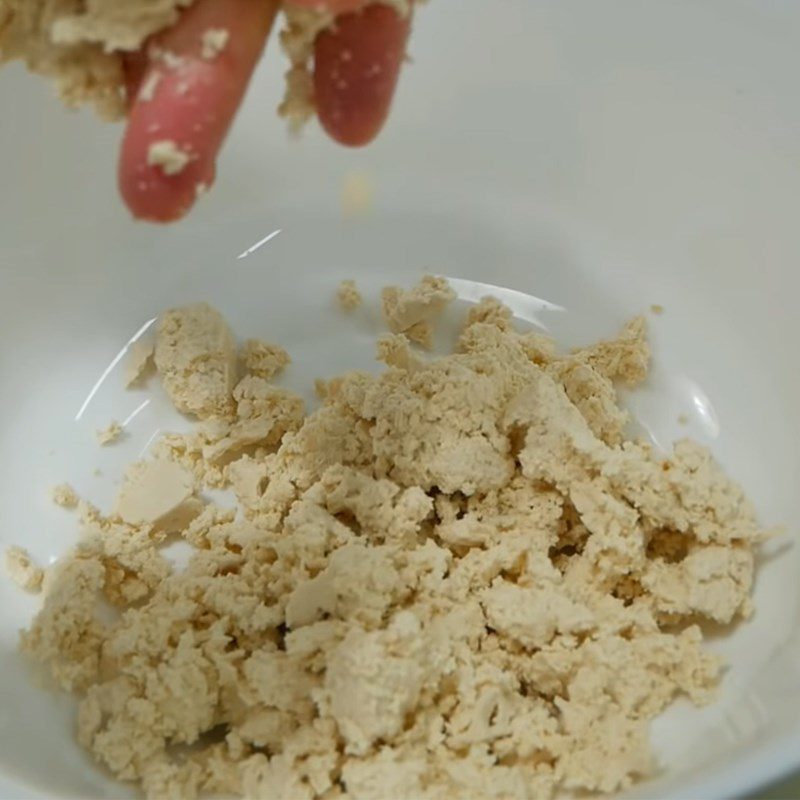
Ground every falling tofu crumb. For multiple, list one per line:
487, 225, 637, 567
147, 140, 191, 176
200, 27, 229, 60
96, 421, 124, 446
5, 546, 44, 592
341, 170, 374, 218
678, 413, 690, 425
50, 482, 79, 509
650, 304, 665, 315
336, 279, 363, 312
240, 338, 291, 381
16, 286, 776, 800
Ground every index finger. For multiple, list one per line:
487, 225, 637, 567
119, 0, 279, 222
286, 0, 369, 11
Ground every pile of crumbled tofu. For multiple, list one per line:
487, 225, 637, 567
0, 0, 412, 128
13, 277, 770, 799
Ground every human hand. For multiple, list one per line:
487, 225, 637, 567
119, 0, 411, 222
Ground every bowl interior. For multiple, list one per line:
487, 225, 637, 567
1, 1, 799, 797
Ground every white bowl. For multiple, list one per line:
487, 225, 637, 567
1, 1, 799, 797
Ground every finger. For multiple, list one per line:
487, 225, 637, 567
119, 0, 279, 222
313, 4, 411, 147
122, 50, 149, 102
287, 0, 366, 11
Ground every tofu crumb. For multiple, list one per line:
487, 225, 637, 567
314, 377, 330, 399
341, 170, 374, 218
96, 421, 124, 446
147, 140, 191, 176
114, 459, 195, 526
15, 288, 775, 800
150, 45, 184, 71
5, 546, 44, 592
137, 69, 161, 102
376, 333, 420, 370
336, 279, 363, 311
240, 338, 291, 381
678, 412, 690, 425
381, 274, 456, 349
50, 482, 79, 509
651, 303, 665, 315
125, 338, 155, 388
200, 27, 229, 60
153, 302, 237, 419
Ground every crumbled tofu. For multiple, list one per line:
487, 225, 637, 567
376, 333, 420, 371
240, 338, 290, 381
16, 286, 774, 800
147, 140, 191, 176
650, 303, 665, 315
571, 315, 650, 387
336, 280, 363, 312
124, 338, 155, 388
314, 377, 331, 399
5, 546, 44, 592
381, 275, 456, 348
200, 27, 229, 60
113, 459, 194, 526
465, 295, 514, 331
277, 5, 337, 131
154, 302, 237, 419
51, 482, 79, 509
151, 376, 305, 492
96, 420, 124, 446
0, 0, 174, 120
547, 358, 629, 445
482, 578, 594, 649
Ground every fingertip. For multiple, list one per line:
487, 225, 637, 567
286, 0, 366, 12
118, 161, 213, 223
325, 120, 380, 148
321, 109, 384, 148
118, 0, 277, 222
314, 4, 410, 147
118, 75, 217, 222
